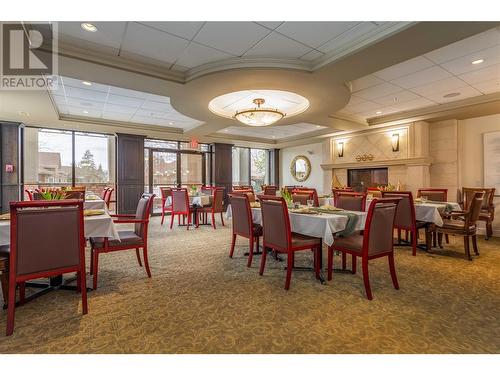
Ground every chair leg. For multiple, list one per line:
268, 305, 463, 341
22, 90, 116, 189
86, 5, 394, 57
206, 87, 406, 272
220, 212, 225, 226
352, 255, 357, 274
342, 252, 346, 270
161, 210, 165, 225
247, 237, 254, 268
212, 212, 216, 229
186, 214, 191, 230
464, 235, 472, 261
76, 271, 81, 292
285, 252, 294, 290
432, 232, 437, 248
170, 212, 175, 229
143, 247, 152, 278
397, 229, 402, 244
486, 221, 493, 240
6, 276, 17, 336
472, 234, 479, 256
388, 253, 399, 290
0, 271, 8, 305
361, 258, 373, 300
135, 248, 143, 267
89, 248, 94, 275
229, 233, 236, 258
438, 233, 443, 248
411, 229, 417, 256
19, 282, 25, 304
92, 251, 99, 290
445, 234, 450, 244
256, 236, 260, 253
314, 247, 320, 279
327, 247, 333, 281
80, 265, 88, 315
259, 246, 268, 275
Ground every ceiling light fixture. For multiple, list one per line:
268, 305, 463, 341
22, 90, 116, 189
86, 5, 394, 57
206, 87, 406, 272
82, 81, 92, 86
376, 111, 382, 115
233, 98, 285, 127
81, 23, 97, 32
472, 59, 484, 65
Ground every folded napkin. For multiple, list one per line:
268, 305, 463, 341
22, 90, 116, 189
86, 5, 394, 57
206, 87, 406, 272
84, 209, 105, 217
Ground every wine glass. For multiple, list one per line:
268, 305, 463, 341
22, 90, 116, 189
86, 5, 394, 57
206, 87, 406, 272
420, 196, 428, 203
307, 199, 314, 208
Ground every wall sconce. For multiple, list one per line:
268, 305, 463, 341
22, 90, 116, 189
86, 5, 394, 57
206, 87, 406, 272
391, 134, 400, 152
337, 141, 344, 157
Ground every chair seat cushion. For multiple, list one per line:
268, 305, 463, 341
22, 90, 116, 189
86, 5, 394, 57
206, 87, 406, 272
479, 212, 492, 220
291, 232, 321, 248
91, 230, 143, 249
332, 234, 363, 253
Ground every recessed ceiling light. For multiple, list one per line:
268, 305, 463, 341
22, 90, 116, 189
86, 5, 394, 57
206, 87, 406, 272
82, 81, 92, 86
472, 59, 484, 65
376, 111, 382, 114
272, 135, 276, 139
316, 125, 321, 128
82, 110, 89, 114
169, 122, 174, 125
18, 111, 30, 116
81, 23, 97, 32
443, 92, 461, 98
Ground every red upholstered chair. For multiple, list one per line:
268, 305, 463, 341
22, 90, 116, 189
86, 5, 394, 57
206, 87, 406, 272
159, 186, 173, 225
7, 200, 88, 335
90, 194, 155, 289
233, 185, 254, 192
24, 189, 34, 201
197, 187, 225, 229
228, 193, 262, 267
263, 185, 278, 195
334, 192, 367, 211
327, 198, 401, 300
103, 188, 114, 209
332, 187, 353, 195
367, 187, 382, 198
101, 187, 109, 201
417, 188, 448, 202
292, 188, 319, 207
65, 191, 85, 200
170, 188, 195, 230
258, 196, 322, 290
0, 246, 10, 307
461, 188, 495, 240
382, 191, 429, 255
201, 185, 215, 195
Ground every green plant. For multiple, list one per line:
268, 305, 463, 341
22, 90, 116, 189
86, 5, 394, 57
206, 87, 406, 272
39, 189, 66, 200
280, 188, 293, 205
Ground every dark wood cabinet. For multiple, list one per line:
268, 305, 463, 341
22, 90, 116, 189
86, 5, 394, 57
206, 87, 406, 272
213, 143, 233, 203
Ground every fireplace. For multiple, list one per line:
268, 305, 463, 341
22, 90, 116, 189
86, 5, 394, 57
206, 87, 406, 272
348, 168, 388, 192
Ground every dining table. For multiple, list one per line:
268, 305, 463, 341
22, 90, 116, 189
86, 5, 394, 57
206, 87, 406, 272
83, 195, 107, 210
165, 194, 212, 208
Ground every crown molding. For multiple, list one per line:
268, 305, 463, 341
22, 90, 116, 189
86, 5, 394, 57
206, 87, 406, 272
321, 156, 433, 170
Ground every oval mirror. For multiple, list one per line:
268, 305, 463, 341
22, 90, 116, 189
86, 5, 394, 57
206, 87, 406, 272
290, 155, 311, 182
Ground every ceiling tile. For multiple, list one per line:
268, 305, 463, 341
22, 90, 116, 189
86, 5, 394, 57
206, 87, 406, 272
65, 97, 105, 111
106, 94, 144, 107
389, 97, 436, 111
352, 82, 402, 100
424, 27, 500, 64
390, 66, 452, 89
174, 42, 233, 68
410, 76, 467, 97
101, 112, 133, 122
316, 22, 379, 54
459, 63, 500, 84
372, 90, 422, 106
425, 85, 483, 104
276, 22, 359, 48
121, 22, 190, 65
351, 74, 385, 92
61, 76, 110, 93
108, 86, 149, 99
68, 106, 102, 118
472, 79, 500, 94
64, 87, 108, 102
194, 22, 270, 56
139, 22, 204, 40
244, 32, 312, 59
299, 50, 325, 61
103, 103, 138, 115
440, 45, 500, 75
342, 99, 380, 114
57, 22, 127, 51
254, 22, 284, 30
140, 100, 174, 112
373, 56, 434, 81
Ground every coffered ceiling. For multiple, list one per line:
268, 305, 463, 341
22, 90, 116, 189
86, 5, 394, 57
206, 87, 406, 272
340, 27, 500, 120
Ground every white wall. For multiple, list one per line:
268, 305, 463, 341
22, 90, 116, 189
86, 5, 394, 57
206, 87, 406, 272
280, 142, 325, 193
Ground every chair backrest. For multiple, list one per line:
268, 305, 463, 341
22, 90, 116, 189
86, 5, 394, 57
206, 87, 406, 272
417, 188, 448, 202
233, 185, 253, 192
465, 191, 485, 227
462, 187, 495, 210
332, 188, 353, 195
201, 185, 214, 195
24, 189, 34, 201
104, 188, 114, 207
334, 192, 367, 211
363, 198, 400, 257
382, 191, 416, 230
65, 191, 85, 200
367, 188, 382, 198
101, 187, 109, 200
159, 186, 172, 200
260, 197, 290, 251
212, 188, 225, 212
171, 188, 189, 213
293, 188, 319, 207
229, 194, 253, 237
292, 192, 311, 206
134, 194, 155, 239
9, 200, 85, 276
263, 185, 278, 195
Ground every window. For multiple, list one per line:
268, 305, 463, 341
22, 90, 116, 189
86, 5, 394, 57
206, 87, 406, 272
23, 127, 116, 200
232, 147, 250, 186
232, 146, 270, 191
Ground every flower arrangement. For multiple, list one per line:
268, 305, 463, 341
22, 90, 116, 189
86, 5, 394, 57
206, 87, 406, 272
377, 183, 396, 192
280, 188, 293, 206
190, 184, 198, 196
38, 188, 67, 200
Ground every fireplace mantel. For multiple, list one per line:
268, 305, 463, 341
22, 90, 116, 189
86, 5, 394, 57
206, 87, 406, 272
321, 156, 433, 170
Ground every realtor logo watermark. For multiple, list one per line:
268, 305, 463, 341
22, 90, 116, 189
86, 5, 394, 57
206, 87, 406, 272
1, 22, 58, 90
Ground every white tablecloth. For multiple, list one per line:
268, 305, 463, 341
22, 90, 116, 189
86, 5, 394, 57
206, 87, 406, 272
226, 205, 366, 246
84, 198, 106, 210
0, 212, 119, 246
165, 195, 211, 207
365, 199, 461, 227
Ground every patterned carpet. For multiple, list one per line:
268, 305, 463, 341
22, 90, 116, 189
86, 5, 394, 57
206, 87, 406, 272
0, 216, 499, 354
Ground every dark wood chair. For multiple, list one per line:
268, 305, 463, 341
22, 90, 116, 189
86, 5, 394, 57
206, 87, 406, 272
65, 191, 85, 200
228, 193, 262, 267
90, 194, 155, 289
334, 191, 367, 211
382, 191, 430, 255
461, 188, 495, 240
170, 188, 195, 230
417, 188, 448, 202
437, 191, 485, 260
7, 200, 88, 335
327, 198, 401, 300
0, 245, 9, 307
263, 185, 278, 196
332, 187, 354, 195
258, 196, 321, 290
233, 185, 254, 192
197, 187, 225, 229
159, 186, 173, 226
